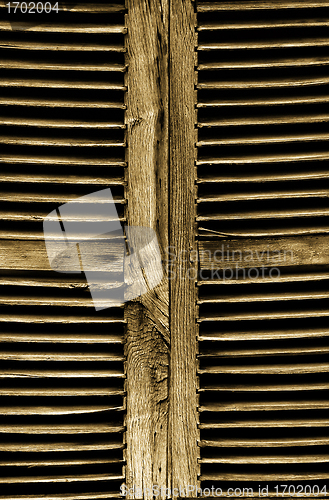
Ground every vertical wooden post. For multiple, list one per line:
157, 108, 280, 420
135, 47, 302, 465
169, 0, 199, 494
124, 1, 170, 499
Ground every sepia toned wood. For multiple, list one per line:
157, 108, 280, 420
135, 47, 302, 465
0, 60, 126, 72
0, 21, 126, 33
199, 235, 329, 269
0, 78, 126, 90
200, 454, 329, 464
198, 57, 329, 70
199, 436, 329, 447
0, 2, 126, 13
198, 39, 329, 50
124, 0, 169, 497
0, 98, 126, 109
198, 75, 329, 89
198, 362, 329, 375
200, 472, 329, 481
198, 18, 329, 30
169, 0, 199, 494
0, 41, 126, 52
199, 417, 329, 428
0, 473, 124, 483
197, 1, 329, 11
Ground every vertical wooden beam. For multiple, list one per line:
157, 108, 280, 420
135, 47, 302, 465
169, 0, 199, 493
124, 1, 169, 499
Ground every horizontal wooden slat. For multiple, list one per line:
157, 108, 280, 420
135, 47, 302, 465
199, 236, 329, 269
199, 454, 329, 464
0, 41, 126, 52
198, 114, 329, 128
0, 388, 124, 397
0, 98, 126, 109
0, 117, 125, 129
0, 315, 124, 324
198, 57, 329, 70
0, 155, 126, 167
197, 152, 329, 168
199, 418, 329, 428
197, 95, 329, 107
0, 370, 124, 378
0, 457, 123, 468
0, 423, 124, 434
197, 19, 329, 30
0, 351, 124, 362
198, 345, 329, 357
198, 190, 329, 202
0, 61, 126, 72
0, 136, 125, 147
0, 3, 126, 13
0, 473, 124, 483
199, 435, 329, 446
199, 291, 329, 304
0, 494, 122, 500
0, 78, 126, 90
197, 131, 329, 147
198, 209, 329, 221
0, 406, 123, 416
197, 75, 329, 89
199, 327, 329, 342
197, 1, 329, 11
0, 174, 125, 184
0, 23, 126, 33
200, 472, 329, 481
198, 363, 329, 375
198, 39, 329, 50
199, 381, 329, 392
0, 333, 123, 343
0, 493, 122, 500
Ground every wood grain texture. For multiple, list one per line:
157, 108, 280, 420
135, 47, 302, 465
124, 1, 169, 498
169, 0, 199, 493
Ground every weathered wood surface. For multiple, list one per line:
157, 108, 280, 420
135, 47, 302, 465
199, 235, 329, 269
169, 0, 199, 493
197, 1, 329, 11
124, 1, 169, 498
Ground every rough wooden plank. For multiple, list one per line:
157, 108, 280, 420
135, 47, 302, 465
0, 21, 126, 33
0, 60, 126, 72
199, 362, 329, 375
0, 473, 124, 483
200, 454, 329, 464
199, 435, 329, 446
0, 41, 126, 52
0, 117, 125, 128
199, 235, 329, 270
199, 418, 329, 428
198, 57, 329, 70
197, 95, 329, 107
0, 78, 126, 90
124, 1, 169, 498
197, 18, 329, 30
0, 98, 126, 109
198, 114, 329, 128
0, 423, 124, 434
197, 1, 329, 11
200, 472, 329, 481
198, 39, 329, 50
169, 0, 199, 494
197, 75, 329, 89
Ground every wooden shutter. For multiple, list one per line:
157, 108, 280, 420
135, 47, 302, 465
0, 2, 126, 498
196, 0, 329, 496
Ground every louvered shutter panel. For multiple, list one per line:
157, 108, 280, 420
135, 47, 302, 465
196, 0, 329, 496
0, 2, 126, 498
